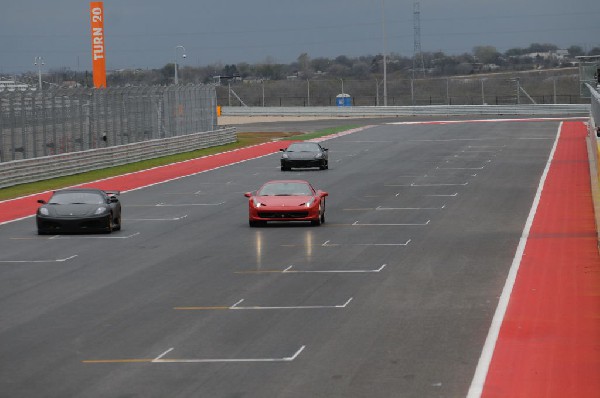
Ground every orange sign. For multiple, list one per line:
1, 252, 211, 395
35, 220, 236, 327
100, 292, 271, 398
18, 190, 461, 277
90, 2, 106, 88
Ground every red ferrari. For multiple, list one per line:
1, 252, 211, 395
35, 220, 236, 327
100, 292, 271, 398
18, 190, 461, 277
244, 180, 328, 227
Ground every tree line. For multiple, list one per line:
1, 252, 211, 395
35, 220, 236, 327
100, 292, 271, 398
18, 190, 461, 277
8, 42, 600, 88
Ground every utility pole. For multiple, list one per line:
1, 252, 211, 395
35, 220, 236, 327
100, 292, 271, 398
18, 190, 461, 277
34, 56, 44, 91
381, 0, 388, 106
412, 2, 425, 79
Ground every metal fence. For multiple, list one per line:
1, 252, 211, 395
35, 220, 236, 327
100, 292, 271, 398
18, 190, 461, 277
588, 83, 600, 133
217, 74, 584, 107
0, 84, 217, 163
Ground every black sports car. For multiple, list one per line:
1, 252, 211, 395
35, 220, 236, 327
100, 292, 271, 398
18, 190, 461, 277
280, 142, 329, 171
36, 188, 122, 234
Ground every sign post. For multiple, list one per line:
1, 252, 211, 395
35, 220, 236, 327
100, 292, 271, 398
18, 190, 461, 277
90, 2, 106, 88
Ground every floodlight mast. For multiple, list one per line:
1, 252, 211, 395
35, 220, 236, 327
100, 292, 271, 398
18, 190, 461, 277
174, 45, 186, 85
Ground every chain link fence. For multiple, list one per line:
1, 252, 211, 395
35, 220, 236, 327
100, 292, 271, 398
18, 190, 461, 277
218, 74, 584, 107
0, 84, 217, 163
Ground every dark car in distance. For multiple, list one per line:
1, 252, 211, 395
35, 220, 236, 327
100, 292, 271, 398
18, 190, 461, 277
36, 188, 122, 234
280, 142, 328, 171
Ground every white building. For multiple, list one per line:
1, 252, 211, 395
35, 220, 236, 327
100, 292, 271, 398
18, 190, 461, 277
0, 79, 30, 91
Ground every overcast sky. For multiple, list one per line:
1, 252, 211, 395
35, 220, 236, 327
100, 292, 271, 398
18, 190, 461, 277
1, 0, 599, 74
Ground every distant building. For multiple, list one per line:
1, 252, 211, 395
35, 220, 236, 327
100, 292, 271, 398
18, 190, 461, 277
0, 79, 29, 91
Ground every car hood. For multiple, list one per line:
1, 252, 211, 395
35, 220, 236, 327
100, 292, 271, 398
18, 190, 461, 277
43, 204, 104, 217
255, 196, 313, 207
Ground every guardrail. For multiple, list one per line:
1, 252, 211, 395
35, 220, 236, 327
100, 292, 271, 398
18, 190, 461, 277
0, 127, 235, 189
587, 83, 600, 136
222, 104, 589, 117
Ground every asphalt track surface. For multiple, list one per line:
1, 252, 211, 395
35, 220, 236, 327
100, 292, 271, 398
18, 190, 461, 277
0, 119, 595, 397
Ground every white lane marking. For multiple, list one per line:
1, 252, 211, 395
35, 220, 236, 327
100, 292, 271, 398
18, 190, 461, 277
466, 122, 562, 398
153, 345, 306, 363
230, 299, 245, 308
50, 232, 140, 240
156, 202, 225, 207
125, 215, 188, 221
376, 205, 445, 210
323, 240, 412, 246
0, 254, 78, 263
353, 220, 430, 226
425, 193, 458, 197
227, 297, 353, 310
385, 182, 468, 187
282, 264, 387, 273
309, 126, 375, 143
153, 348, 174, 362
437, 166, 485, 170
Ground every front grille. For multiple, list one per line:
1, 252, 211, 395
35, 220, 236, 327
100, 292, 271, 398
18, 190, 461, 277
258, 211, 309, 219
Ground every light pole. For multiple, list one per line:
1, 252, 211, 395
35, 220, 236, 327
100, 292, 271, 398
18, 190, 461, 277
340, 78, 344, 95
33, 56, 44, 91
174, 45, 186, 85
381, 0, 388, 106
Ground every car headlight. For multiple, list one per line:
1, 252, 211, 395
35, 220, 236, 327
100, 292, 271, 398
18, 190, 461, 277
282, 153, 289, 159
252, 198, 264, 208
94, 207, 108, 215
315, 153, 323, 159
38, 208, 49, 216
305, 199, 314, 208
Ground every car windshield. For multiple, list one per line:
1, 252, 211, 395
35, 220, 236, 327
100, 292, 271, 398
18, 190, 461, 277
258, 182, 313, 196
48, 192, 105, 205
286, 143, 320, 152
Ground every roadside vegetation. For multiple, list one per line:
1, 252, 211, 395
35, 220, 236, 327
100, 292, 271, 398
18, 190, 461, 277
9, 42, 597, 89
0, 126, 357, 202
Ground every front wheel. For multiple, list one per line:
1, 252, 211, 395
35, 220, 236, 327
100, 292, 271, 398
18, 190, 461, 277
113, 214, 122, 231
105, 214, 114, 233
311, 205, 323, 226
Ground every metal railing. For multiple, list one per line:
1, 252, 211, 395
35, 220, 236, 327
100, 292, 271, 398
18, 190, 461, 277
0, 127, 235, 189
0, 84, 218, 163
221, 104, 589, 118
587, 83, 600, 135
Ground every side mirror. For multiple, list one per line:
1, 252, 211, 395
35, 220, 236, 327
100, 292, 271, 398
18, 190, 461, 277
319, 191, 329, 197
37, 199, 46, 204
323, 148, 329, 151
279, 149, 285, 152
244, 192, 252, 198
109, 196, 119, 203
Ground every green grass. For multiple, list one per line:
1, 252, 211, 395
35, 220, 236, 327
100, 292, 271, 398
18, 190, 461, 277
294, 125, 359, 141
0, 125, 359, 202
